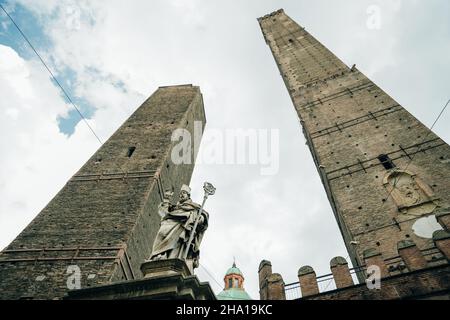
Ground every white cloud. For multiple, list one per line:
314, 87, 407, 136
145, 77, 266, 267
1, 0, 449, 299
0, 44, 99, 246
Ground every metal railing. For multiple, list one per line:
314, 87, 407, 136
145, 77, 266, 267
284, 266, 365, 300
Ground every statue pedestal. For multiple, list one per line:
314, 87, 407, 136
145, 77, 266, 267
141, 258, 193, 278
65, 259, 216, 300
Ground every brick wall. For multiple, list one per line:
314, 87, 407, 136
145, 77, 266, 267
258, 9, 450, 282
0, 85, 206, 299
303, 264, 450, 300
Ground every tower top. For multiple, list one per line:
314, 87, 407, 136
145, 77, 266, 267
257, 8, 284, 21
217, 261, 252, 300
226, 262, 243, 277
158, 83, 195, 89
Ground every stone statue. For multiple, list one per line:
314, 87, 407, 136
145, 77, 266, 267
149, 183, 214, 270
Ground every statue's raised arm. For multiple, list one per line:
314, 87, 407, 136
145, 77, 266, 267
158, 190, 174, 218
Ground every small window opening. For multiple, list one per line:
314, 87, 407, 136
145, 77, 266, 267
288, 38, 293, 43
127, 146, 136, 158
378, 154, 395, 170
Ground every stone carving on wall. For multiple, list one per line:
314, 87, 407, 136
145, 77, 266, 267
383, 169, 438, 217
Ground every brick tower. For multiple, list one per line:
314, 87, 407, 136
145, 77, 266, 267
0, 84, 206, 299
258, 10, 450, 280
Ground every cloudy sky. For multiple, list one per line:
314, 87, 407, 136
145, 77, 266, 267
0, 0, 449, 299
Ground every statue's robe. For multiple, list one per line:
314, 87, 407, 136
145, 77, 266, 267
150, 199, 209, 265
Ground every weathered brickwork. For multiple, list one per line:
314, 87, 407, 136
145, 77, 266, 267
330, 256, 354, 289
258, 9, 450, 280
258, 261, 286, 300
0, 85, 206, 299
286, 240, 449, 300
303, 264, 450, 300
297, 266, 319, 297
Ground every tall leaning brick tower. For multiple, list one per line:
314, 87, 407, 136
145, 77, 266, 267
258, 9, 450, 280
0, 84, 206, 299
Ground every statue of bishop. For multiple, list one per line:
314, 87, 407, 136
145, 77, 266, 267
149, 184, 209, 270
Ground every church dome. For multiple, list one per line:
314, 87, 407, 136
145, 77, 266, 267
225, 263, 243, 276
217, 261, 252, 300
217, 288, 252, 300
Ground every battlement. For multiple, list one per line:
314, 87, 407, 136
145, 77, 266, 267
259, 215, 450, 300
259, 8, 450, 301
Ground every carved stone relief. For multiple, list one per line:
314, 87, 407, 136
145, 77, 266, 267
383, 169, 438, 217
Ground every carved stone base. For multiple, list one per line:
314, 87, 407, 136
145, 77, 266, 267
141, 258, 193, 278
64, 259, 215, 300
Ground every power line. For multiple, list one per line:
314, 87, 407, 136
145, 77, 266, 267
279, 19, 450, 209
0, 4, 131, 175
199, 263, 223, 291
0, 3, 103, 145
319, 96, 447, 292
338, 99, 450, 291
429, 99, 450, 130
